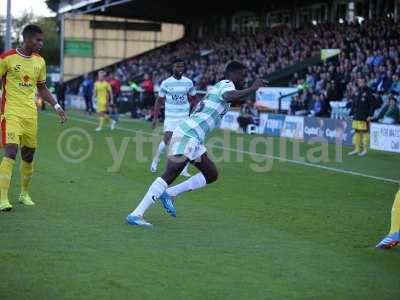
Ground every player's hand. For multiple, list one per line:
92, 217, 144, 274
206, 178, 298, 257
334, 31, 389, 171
367, 116, 372, 122
250, 78, 265, 91
56, 107, 67, 123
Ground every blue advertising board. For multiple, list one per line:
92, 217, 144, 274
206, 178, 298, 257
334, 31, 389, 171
303, 117, 352, 145
259, 114, 304, 139
260, 113, 285, 137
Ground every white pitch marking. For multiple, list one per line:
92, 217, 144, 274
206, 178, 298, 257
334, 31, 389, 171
45, 113, 400, 185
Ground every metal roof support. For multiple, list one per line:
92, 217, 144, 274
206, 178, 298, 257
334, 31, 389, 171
59, 0, 134, 16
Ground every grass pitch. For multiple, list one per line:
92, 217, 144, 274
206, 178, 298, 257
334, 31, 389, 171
0, 111, 399, 300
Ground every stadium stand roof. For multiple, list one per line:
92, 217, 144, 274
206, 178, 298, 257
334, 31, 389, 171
56, 0, 326, 23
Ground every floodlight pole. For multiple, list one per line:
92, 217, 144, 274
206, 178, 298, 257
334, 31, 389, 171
59, 13, 65, 80
347, 1, 355, 23
5, 0, 12, 50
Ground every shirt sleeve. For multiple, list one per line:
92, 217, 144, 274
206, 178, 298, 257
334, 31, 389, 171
158, 81, 167, 98
37, 59, 47, 84
0, 57, 8, 78
219, 81, 236, 96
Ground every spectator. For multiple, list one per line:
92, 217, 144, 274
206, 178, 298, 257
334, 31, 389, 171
55, 79, 66, 110
108, 74, 121, 100
375, 66, 391, 93
309, 93, 328, 117
315, 73, 326, 92
140, 73, 154, 109
70, 17, 400, 121
289, 94, 308, 116
348, 77, 375, 156
375, 95, 400, 124
130, 80, 141, 118
390, 73, 400, 94
80, 75, 94, 115
107, 73, 121, 123
237, 100, 259, 132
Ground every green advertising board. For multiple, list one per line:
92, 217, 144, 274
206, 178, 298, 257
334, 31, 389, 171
65, 39, 93, 57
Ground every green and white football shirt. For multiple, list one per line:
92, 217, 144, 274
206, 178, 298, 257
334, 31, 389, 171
158, 76, 196, 121
176, 79, 236, 142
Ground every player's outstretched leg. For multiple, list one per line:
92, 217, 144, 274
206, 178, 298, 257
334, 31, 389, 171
150, 132, 172, 173
150, 141, 166, 173
376, 190, 400, 249
127, 155, 188, 226
163, 152, 218, 203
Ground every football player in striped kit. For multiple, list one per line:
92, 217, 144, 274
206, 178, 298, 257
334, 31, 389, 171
150, 59, 197, 177
127, 61, 264, 227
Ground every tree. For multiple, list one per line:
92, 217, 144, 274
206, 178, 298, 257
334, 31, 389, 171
11, 11, 36, 46
0, 16, 5, 52
36, 17, 60, 66
0, 11, 60, 67
46, 0, 61, 13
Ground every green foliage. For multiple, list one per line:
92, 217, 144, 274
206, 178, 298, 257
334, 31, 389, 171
46, 0, 61, 12
0, 10, 60, 66
11, 11, 36, 46
36, 17, 60, 66
0, 16, 5, 52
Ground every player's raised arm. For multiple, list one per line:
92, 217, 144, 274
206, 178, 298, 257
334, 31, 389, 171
222, 78, 264, 102
37, 83, 67, 123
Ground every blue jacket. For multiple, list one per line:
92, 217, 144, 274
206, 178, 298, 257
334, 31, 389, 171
81, 79, 93, 97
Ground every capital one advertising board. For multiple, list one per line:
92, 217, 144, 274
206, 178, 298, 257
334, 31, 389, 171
303, 117, 352, 145
259, 114, 304, 139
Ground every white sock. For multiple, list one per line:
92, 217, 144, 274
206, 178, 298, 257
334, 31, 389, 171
167, 173, 207, 197
131, 177, 168, 216
181, 163, 190, 174
153, 141, 166, 162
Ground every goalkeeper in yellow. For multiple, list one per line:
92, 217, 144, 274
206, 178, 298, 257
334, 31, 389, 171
0, 24, 66, 212
376, 189, 400, 249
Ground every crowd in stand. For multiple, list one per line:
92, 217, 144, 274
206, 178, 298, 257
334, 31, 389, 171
288, 18, 400, 124
113, 23, 325, 89
77, 18, 400, 124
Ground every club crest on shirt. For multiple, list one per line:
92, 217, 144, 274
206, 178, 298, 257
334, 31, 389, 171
19, 74, 33, 87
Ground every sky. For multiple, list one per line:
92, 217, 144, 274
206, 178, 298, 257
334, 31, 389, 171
1, 0, 56, 18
